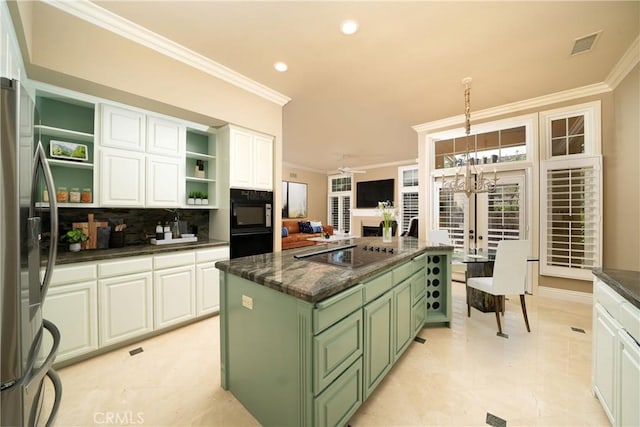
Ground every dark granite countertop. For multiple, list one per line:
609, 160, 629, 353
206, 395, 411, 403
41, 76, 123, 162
215, 236, 453, 303
55, 238, 228, 265
593, 268, 640, 309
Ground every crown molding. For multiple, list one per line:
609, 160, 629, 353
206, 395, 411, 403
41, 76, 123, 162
605, 35, 640, 90
412, 82, 611, 134
42, 0, 291, 107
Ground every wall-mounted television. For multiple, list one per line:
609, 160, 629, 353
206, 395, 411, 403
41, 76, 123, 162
356, 179, 394, 208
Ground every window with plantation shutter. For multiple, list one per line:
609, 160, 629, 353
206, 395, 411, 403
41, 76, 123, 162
327, 174, 352, 233
433, 182, 467, 249
541, 156, 602, 280
398, 165, 419, 233
486, 179, 524, 250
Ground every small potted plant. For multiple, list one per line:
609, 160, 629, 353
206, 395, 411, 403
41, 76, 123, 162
194, 191, 203, 205
201, 193, 208, 205
187, 191, 196, 205
62, 228, 89, 252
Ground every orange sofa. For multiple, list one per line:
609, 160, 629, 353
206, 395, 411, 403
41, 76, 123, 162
282, 219, 334, 250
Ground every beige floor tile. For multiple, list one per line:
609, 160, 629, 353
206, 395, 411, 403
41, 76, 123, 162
44, 282, 608, 426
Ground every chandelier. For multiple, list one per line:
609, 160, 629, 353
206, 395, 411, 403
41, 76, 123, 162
442, 77, 498, 196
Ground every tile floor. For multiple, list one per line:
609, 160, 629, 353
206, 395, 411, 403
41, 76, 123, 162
43, 283, 610, 426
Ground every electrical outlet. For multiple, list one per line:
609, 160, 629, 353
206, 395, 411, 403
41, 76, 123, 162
242, 295, 253, 310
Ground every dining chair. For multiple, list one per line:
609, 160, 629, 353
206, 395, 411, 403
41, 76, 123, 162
378, 220, 398, 236
401, 217, 418, 237
466, 239, 531, 335
429, 229, 451, 245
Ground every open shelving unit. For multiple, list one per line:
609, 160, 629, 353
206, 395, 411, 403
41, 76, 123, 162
185, 128, 217, 209
35, 93, 97, 208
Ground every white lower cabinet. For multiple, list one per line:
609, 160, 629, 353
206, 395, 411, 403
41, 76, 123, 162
44, 281, 98, 363
153, 251, 197, 329
196, 247, 229, 315
99, 272, 153, 347
593, 276, 640, 427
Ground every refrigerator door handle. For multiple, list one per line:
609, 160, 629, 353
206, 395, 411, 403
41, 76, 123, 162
30, 141, 58, 300
42, 369, 62, 427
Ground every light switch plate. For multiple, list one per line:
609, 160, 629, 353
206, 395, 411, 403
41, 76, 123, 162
242, 295, 253, 310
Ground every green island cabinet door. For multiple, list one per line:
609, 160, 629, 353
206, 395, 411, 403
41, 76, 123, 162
393, 278, 413, 360
363, 291, 394, 398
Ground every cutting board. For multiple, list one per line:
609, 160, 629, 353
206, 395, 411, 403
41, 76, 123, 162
72, 213, 108, 250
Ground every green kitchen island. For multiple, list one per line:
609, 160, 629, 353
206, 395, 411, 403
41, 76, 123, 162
215, 236, 453, 427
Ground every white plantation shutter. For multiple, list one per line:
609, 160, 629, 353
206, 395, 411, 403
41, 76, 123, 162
327, 175, 352, 233
433, 181, 466, 249
486, 179, 524, 250
398, 165, 419, 233
541, 156, 602, 280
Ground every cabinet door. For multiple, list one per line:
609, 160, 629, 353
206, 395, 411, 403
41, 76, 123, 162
196, 261, 220, 316
229, 128, 254, 189
593, 304, 617, 425
363, 291, 393, 398
394, 278, 413, 360
146, 155, 182, 207
154, 265, 196, 329
42, 281, 98, 363
252, 134, 273, 190
618, 330, 640, 427
100, 149, 145, 207
101, 105, 145, 152
314, 358, 362, 427
413, 297, 426, 335
99, 272, 153, 347
147, 115, 185, 157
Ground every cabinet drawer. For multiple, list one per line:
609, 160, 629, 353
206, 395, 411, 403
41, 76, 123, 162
412, 254, 426, 274
313, 310, 363, 395
49, 263, 97, 286
363, 271, 393, 304
410, 272, 426, 305
154, 251, 195, 269
393, 261, 414, 285
313, 285, 363, 334
594, 279, 624, 319
98, 256, 152, 278
196, 247, 229, 263
314, 358, 363, 427
620, 302, 640, 344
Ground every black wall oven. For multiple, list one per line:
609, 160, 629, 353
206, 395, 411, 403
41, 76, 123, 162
230, 188, 273, 259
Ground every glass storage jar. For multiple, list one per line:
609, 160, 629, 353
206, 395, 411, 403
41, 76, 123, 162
81, 188, 92, 203
56, 187, 68, 203
69, 188, 81, 203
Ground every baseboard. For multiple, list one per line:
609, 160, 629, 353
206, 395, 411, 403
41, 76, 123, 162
537, 286, 593, 304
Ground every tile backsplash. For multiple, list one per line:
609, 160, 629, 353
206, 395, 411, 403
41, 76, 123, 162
43, 208, 210, 250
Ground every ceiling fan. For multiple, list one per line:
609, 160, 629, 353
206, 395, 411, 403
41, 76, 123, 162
336, 154, 366, 174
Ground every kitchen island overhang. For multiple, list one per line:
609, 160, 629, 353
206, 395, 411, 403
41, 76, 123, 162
215, 236, 453, 427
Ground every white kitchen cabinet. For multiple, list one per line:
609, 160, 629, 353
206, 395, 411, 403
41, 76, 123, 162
227, 125, 273, 190
153, 252, 196, 329
99, 148, 145, 207
594, 303, 618, 423
101, 104, 146, 152
98, 256, 154, 347
43, 281, 98, 363
593, 275, 640, 427
146, 155, 182, 207
98, 272, 153, 347
196, 247, 229, 315
42, 263, 98, 363
147, 115, 185, 157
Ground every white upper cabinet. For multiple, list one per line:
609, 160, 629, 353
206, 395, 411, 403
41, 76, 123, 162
227, 125, 273, 190
101, 105, 146, 152
147, 115, 185, 157
98, 104, 186, 207
146, 155, 182, 207
100, 149, 145, 207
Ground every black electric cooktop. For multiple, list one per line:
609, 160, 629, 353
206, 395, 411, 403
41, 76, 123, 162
294, 243, 398, 269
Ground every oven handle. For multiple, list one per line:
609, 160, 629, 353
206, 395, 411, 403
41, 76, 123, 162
230, 229, 272, 237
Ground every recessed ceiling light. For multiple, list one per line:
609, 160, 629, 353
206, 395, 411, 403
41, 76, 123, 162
341, 20, 358, 35
274, 62, 288, 72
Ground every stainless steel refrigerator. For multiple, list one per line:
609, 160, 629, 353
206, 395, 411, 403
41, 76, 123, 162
1, 77, 62, 425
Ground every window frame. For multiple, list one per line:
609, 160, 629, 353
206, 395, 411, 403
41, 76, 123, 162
327, 174, 353, 234
539, 101, 601, 160
398, 165, 419, 234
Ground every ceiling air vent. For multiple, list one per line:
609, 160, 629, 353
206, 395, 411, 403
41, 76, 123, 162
571, 31, 601, 56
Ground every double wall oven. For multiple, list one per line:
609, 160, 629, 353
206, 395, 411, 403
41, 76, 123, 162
230, 188, 273, 259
